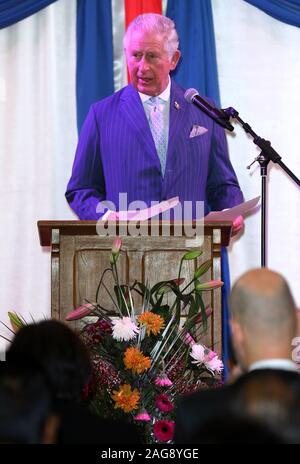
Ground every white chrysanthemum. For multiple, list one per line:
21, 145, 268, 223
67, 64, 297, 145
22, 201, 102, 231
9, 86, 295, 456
206, 356, 223, 374
112, 317, 139, 341
190, 343, 223, 373
190, 344, 206, 365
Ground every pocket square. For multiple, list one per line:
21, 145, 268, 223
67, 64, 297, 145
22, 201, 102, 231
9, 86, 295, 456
189, 125, 208, 138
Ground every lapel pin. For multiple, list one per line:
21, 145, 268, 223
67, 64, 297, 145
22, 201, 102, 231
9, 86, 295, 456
174, 101, 180, 110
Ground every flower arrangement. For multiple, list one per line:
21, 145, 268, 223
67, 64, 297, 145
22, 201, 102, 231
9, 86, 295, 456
66, 238, 224, 443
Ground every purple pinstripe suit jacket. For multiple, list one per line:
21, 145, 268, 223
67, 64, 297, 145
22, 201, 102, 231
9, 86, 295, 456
66, 80, 243, 219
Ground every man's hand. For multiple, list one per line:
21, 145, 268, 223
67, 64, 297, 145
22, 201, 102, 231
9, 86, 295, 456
231, 215, 244, 236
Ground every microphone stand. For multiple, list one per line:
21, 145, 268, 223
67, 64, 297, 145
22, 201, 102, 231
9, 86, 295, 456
222, 106, 300, 268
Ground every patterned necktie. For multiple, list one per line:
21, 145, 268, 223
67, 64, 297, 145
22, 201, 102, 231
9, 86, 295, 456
147, 96, 167, 175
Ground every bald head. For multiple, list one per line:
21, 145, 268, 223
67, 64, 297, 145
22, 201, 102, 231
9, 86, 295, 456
230, 268, 296, 341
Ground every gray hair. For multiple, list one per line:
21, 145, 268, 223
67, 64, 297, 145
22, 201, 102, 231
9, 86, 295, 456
123, 13, 179, 59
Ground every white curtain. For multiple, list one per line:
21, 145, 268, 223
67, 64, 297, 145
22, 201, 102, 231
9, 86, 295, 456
0, 0, 77, 355
212, 0, 300, 306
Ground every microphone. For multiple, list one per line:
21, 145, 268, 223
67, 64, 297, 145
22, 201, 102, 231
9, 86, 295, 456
184, 88, 234, 132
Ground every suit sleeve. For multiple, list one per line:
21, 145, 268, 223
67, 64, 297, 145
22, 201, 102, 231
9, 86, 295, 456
65, 105, 106, 220
206, 121, 244, 211
174, 394, 211, 444
174, 398, 192, 444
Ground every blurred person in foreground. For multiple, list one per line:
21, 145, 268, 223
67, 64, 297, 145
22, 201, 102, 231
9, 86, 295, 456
175, 268, 300, 443
0, 361, 59, 444
6, 320, 140, 444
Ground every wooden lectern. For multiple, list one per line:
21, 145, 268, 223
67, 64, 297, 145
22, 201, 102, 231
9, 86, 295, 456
38, 220, 232, 356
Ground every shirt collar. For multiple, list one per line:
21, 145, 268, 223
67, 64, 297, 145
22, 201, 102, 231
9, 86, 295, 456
138, 76, 171, 104
248, 359, 299, 373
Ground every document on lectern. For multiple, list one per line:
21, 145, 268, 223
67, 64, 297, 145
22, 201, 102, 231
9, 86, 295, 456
205, 196, 260, 221
102, 196, 180, 221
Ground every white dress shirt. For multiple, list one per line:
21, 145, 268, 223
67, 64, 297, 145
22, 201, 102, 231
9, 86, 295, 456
249, 358, 299, 373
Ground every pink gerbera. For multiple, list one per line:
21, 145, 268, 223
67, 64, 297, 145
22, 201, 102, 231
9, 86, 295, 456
154, 374, 173, 387
153, 420, 175, 442
155, 394, 174, 413
134, 411, 151, 422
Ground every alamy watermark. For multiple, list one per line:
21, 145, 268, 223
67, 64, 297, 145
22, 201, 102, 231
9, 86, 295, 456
291, 337, 300, 363
95, 193, 204, 240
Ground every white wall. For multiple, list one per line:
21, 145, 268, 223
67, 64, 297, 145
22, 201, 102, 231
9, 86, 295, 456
212, 0, 300, 305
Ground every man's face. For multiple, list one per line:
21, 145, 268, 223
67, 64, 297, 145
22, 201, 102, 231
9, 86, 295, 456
125, 31, 180, 96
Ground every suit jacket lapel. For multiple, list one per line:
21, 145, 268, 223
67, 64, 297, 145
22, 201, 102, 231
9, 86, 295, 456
120, 85, 160, 171
167, 80, 189, 163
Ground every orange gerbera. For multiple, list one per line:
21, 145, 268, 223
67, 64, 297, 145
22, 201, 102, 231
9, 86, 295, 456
138, 311, 165, 336
124, 347, 151, 374
111, 384, 140, 413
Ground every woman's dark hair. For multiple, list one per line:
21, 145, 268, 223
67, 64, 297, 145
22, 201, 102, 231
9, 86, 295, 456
0, 361, 53, 443
6, 320, 92, 402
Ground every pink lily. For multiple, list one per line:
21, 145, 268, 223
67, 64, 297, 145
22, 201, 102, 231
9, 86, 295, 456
195, 280, 224, 291
183, 332, 196, 347
111, 237, 122, 255
171, 278, 185, 286
65, 303, 94, 321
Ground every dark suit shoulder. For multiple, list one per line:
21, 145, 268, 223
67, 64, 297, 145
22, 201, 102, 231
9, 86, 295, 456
90, 85, 135, 113
234, 368, 300, 385
176, 369, 300, 410
176, 385, 224, 408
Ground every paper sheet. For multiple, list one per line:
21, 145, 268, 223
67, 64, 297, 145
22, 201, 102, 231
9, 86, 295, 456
102, 196, 260, 222
103, 196, 180, 221
205, 196, 260, 221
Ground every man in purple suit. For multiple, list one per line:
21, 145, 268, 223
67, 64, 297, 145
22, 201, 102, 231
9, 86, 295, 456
66, 13, 244, 233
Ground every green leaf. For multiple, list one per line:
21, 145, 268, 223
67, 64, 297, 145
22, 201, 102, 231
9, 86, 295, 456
109, 252, 120, 265
153, 281, 185, 302
151, 281, 167, 294
194, 260, 212, 279
8, 311, 25, 329
151, 305, 170, 322
136, 282, 148, 295
114, 285, 131, 316
153, 293, 164, 308
196, 292, 207, 331
156, 285, 171, 295
182, 250, 203, 260
186, 295, 198, 321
